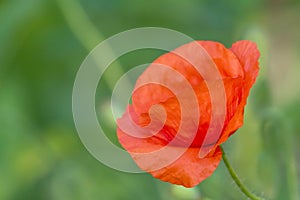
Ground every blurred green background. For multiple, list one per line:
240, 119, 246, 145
1, 0, 300, 199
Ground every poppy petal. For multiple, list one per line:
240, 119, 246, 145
230, 40, 260, 83
150, 146, 222, 188
117, 109, 222, 188
116, 40, 260, 187
217, 40, 260, 144
198, 41, 244, 79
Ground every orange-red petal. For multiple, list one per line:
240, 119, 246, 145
117, 107, 222, 187
149, 147, 222, 188
217, 40, 260, 144
116, 40, 260, 187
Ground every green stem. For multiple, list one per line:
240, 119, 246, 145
56, 0, 129, 92
220, 146, 263, 200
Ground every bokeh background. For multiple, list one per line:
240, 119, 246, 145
1, 0, 300, 199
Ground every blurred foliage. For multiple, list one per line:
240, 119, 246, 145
1, 0, 300, 199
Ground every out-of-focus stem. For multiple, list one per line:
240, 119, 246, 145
56, 0, 128, 91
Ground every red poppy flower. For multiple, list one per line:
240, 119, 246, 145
117, 40, 260, 188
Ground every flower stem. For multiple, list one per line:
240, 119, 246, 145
56, 0, 129, 92
220, 146, 263, 200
